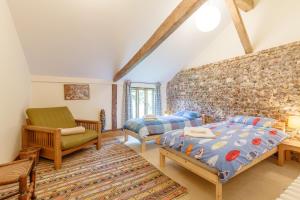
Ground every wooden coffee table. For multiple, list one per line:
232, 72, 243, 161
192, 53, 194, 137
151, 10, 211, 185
0, 158, 36, 200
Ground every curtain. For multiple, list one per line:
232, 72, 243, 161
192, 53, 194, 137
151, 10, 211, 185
122, 80, 132, 125
154, 82, 162, 116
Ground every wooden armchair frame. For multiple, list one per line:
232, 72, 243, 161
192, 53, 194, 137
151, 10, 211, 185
22, 119, 101, 170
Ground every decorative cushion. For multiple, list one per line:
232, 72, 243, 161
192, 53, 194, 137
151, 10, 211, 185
175, 111, 200, 119
174, 111, 185, 116
255, 117, 277, 128
61, 129, 98, 150
229, 115, 276, 127
229, 115, 248, 124
60, 126, 85, 135
182, 111, 200, 119
26, 107, 76, 128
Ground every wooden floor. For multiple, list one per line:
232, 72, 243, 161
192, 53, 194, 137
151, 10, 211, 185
116, 132, 300, 200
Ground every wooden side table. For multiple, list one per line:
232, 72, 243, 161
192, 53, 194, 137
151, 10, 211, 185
0, 158, 36, 200
278, 137, 300, 166
19, 147, 41, 166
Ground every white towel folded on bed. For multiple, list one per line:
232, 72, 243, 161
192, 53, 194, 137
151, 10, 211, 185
143, 115, 158, 121
184, 127, 215, 138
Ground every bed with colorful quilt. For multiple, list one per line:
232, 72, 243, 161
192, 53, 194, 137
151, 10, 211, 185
123, 111, 208, 152
159, 116, 288, 200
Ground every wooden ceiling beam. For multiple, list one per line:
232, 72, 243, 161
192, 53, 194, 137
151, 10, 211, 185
226, 0, 253, 54
236, 0, 254, 12
113, 0, 207, 82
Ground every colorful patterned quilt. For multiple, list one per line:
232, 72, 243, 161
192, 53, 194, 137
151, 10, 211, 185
124, 115, 202, 138
160, 121, 288, 183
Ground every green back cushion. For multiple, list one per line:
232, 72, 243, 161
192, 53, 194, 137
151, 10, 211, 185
26, 107, 76, 128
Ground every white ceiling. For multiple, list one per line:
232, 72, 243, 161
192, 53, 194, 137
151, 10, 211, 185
7, 0, 230, 82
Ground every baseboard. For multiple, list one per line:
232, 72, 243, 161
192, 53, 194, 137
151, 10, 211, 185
102, 129, 124, 138
102, 128, 122, 133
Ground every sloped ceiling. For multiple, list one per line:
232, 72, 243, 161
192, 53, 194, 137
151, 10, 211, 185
7, 0, 230, 82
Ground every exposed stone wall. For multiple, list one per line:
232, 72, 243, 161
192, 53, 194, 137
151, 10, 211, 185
167, 41, 300, 122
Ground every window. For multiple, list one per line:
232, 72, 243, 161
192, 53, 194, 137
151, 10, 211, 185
131, 87, 155, 118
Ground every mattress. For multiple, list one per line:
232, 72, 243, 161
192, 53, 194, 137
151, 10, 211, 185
124, 115, 202, 138
160, 120, 288, 183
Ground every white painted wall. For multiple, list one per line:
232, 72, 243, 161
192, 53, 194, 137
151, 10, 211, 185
189, 0, 300, 68
31, 76, 114, 129
31, 77, 167, 130
0, 0, 31, 163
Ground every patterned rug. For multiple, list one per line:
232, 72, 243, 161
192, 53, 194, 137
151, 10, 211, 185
0, 139, 188, 200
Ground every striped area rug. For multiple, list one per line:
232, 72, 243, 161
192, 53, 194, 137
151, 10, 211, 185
0, 139, 188, 200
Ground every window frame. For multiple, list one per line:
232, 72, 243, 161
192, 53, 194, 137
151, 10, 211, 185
131, 87, 155, 119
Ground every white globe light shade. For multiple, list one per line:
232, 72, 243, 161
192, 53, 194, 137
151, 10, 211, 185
195, 4, 221, 32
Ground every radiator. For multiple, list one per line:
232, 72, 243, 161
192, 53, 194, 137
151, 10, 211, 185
277, 175, 300, 200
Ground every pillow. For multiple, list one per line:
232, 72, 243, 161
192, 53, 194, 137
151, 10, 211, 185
229, 115, 248, 124
174, 111, 185, 116
182, 111, 200, 119
229, 115, 276, 128
60, 126, 85, 135
255, 117, 277, 128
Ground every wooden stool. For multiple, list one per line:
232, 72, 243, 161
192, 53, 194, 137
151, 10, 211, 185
0, 158, 36, 200
19, 147, 41, 166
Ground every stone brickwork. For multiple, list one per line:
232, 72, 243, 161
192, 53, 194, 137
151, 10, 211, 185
167, 41, 300, 122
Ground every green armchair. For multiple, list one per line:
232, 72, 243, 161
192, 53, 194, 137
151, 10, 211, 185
22, 107, 101, 169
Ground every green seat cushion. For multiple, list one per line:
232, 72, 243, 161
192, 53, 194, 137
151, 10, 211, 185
61, 130, 98, 150
26, 107, 76, 128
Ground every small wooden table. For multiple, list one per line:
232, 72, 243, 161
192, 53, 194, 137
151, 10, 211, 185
19, 147, 41, 165
278, 137, 300, 166
0, 159, 36, 200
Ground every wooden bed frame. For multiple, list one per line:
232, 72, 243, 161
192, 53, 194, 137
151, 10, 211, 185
124, 114, 213, 153
159, 121, 286, 200
124, 129, 161, 152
